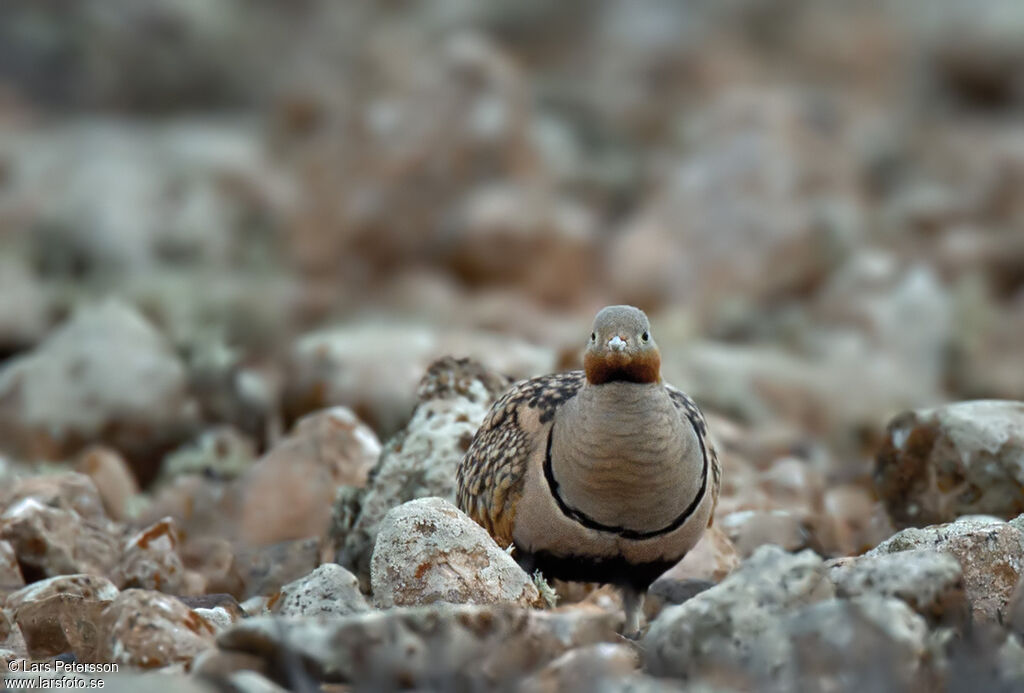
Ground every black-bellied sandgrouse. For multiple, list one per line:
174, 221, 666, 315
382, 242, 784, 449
456, 305, 721, 636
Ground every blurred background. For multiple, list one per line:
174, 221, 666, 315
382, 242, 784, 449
0, 0, 1022, 549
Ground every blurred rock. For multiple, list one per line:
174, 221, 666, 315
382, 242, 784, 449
14, 594, 108, 661
177, 593, 246, 620
648, 558, 930, 689
101, 589, 216, 668
1007, 576, 1024, 639
226, 670, 290, 693
234, 538, 320, 600
161, 426, 258, 482
141, 473, 239, 548
646, 526, 738, 619
334, 357, 511, 587
949, 285, 1024, 401
217, 605, 617, 688
284, 31, 540, 281
0, 471, 108, 522
239, 407, 380, 545
868, 515, 1024, 621
828, 550, 968, 625
75, 447, 140, 522
812, 258, 952, 415
445, 183, 598, 305
655, 525, 739, 585
191, 648, 269, 679
519, 642, 639, 693
0, 539, 24, 595
719, 509, 810, 558
820, 483, 895, 557
180, 536, 245, 598
269, 563, 369, 618
609, 87, 859, 312
644, 546, 833, 682
0, 300, 198, 484
371, 497, 541, 608
875, 400, 1024, 528
9, 118, 287, 274
0, 497, 121, 582
785, 596, 930, 692
284, 324, 548, 436
193, 606, 237, 633
919, 1, 1024, 112
662, 341, 835, 436
185, 343, 279, 448
6, 574, 119, 612
0, 258, 49, 354
115, 516, 186, 594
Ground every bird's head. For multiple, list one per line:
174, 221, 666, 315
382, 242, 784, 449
583, 305, 661, 385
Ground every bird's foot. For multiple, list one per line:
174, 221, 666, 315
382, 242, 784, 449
532, 570, 559, 608
620, 587, 645, 640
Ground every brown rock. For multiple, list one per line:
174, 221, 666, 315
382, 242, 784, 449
218, 604, 618, 687
664, 525, 740, 584
445, 183, 598, 305
0, 472, 108, 522
270, 563, 369, 617
191, 649, 269, 679
644, 546, 835, 682
868, 516, 1024, 621
608, 87, 859, 312
0, 300, 198, 484
370, 497, 541, 608
334, 357, 513, 587
192, 606, 237, 633
0, 498, 121, 581
234, 538, 320, 600
285, 324, 549, 438
646, 526, 739, 619
0, 539, 25, 596
75, 447, 140, 522
15, 594, 108, 661
820, 484, 895, 556
239, 407, 380, 545
1007, 576, 1024, 640
719, 510, 810, 558
6, 573, 119, 612
160, 426, 258, 482
101, 589, 216, 668
176, 593, 247, 621
875, 400, 1024, 528
520, 642, 639, 693
827, 550, 968, 625
180, 536, 244, 598
142, 474, 239, 546
0, 258, 48, 353
115, 517, 185, 593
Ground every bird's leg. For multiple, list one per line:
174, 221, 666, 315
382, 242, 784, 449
621, 586, 644, 639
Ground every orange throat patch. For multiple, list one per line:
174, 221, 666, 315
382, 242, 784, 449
584, 350, 661, 385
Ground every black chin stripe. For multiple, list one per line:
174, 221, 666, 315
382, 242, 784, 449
542, 418, 709, 541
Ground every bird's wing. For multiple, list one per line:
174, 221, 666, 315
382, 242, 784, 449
665, 384, 721, 526
456, 370, 586, 547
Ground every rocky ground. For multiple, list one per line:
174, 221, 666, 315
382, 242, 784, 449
1, 1, 1024, 691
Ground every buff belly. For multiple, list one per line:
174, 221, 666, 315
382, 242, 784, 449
510, 457, 714, 590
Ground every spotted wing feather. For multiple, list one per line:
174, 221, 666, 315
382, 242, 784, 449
456, 370, 585, 547
666, 384, 721, 525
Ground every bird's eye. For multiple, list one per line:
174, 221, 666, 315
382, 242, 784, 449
590, 332, 596, 342
641, 331, 650, 342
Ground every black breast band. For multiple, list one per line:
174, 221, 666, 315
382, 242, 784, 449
541, 417, 709, 541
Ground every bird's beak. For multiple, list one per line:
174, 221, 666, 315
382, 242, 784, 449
607, 335, 627, 352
